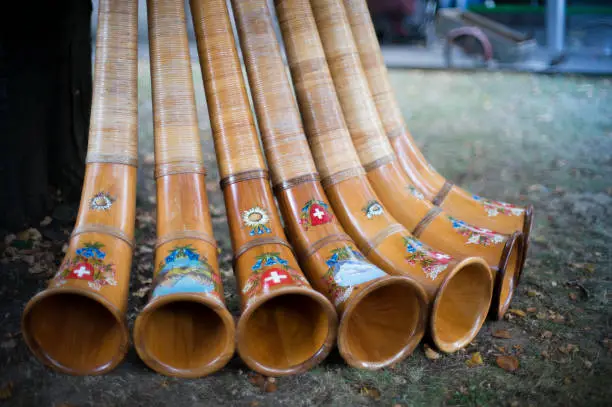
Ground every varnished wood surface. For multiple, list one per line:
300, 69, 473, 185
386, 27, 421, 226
233, 0, 429, 368
133, 0, 235, 378
21, 0, 138, 376
342, 0, 533, 249
191, 0, 337, 375
275, 0, 493, 353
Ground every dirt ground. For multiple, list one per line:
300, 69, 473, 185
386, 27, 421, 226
1, 67, 611, 407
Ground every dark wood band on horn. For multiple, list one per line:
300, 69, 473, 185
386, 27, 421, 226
155, 230, 218, 249
220, 169, 269, 189
299, 233, 353, 263
71, 224, 135, 248
363, 155, 395, 173
232, 237, 294, 263
432, 180, 454, 206
273, 173, 320, 193
411, 206, 442, 238
361, 223, 405, 256
386, 125, 406, 140
321, 167, 365, 189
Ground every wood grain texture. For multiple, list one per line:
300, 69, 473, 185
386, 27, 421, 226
133, 0, 235, 378
342, 0, 533, 258
276, 0, 495, 353
233, 0, 429, 369
310, 0, 394, 168
191, 0, 337, 376
21, 0, 138, 376
190, 0, 266, 179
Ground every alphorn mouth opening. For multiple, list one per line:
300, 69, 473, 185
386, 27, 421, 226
22, 288, 128, 375
236, 288, 337, 376
492, 231, 524, 320
134, 294, 235, 378
337, 276, 427, 369
430, 258, 493, 353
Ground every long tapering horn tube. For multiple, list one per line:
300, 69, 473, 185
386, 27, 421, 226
341, 0, 533, 267
133, 0, 235, 378
309, 0, 523, 320
231, 0, 428, 369
275, 0, 493, 352
21, 0, 137, 375
190, 0, 337, 376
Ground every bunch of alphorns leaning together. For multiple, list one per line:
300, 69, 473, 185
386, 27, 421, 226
21, 0, 533, 377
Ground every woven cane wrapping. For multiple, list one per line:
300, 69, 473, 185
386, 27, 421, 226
148, 0, 205, 175
232, 0, 318, 187
274, 0, 363, 180
190, 0, 266, 179
342, 0, 407, 140
310, 0, 395, 168
86, 0, 138, 165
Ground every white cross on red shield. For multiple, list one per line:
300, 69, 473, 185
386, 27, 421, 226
262, 268, 293, 292
309, 203, 332, 226
67, 262, 95, 281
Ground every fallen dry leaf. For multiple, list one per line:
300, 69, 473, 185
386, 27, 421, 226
359, 385, 381, 400
132, 287, 149, 298
527, 289, 541, 297
526, 307, 537, 313
40, 216, 53, 227
584, 360, 593, 369
508, 309, 526, 317
466, 352, 483, 367
559, 344, 579, 354
536, 312, 547, 320
495, 345, 507, 354
541, 350, 551, 359
541, 331, 553, 339
496, 355, 519, 372
492, 329, 512, 339
248, 373, 266, 389
568, 292, 577, 301
0, 382, 13, 400
424, 345, 441, 360
264, 377, 277, 393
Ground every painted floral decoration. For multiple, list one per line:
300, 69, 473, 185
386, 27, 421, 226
241, 206, 272, 236
299, 199, 333, 230
322, 246, 386, 306
362, 200, 384, 219
152, 245, 221, 300
449, 216, 506, 246
403, 236, 452, 280
242, 252, 308, 307
472, 194, 525, 217
89, 192, 115, 211
406, 185, 425, 200
54, 242, 117, 290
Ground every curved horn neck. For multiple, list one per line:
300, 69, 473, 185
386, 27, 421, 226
190, 0, 337, 376
21, 0, 138, 375
232, 0, 429, 369
132, 0, 235, 378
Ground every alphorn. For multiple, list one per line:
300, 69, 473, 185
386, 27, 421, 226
231, 0, 428, 369
21, 0, 137, 375
342, 0, 533, 260
190, 0, 337, 376
133, 0, 235, 378
275, 0, 493, 352
310, 0, 523, 320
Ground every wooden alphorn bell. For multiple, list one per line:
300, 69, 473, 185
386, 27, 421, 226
231, 0, 428, 369
21, 0, 137, 375
342, 0, 533, 271
310, 0, 524, 320
133, 0, 235, 378
275, 0, 493, 352
190, 0, 337, 376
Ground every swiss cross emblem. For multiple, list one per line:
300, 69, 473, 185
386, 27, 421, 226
67, 262, 95, 281
262, 268, 293, 290
309, 204, 332, 226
